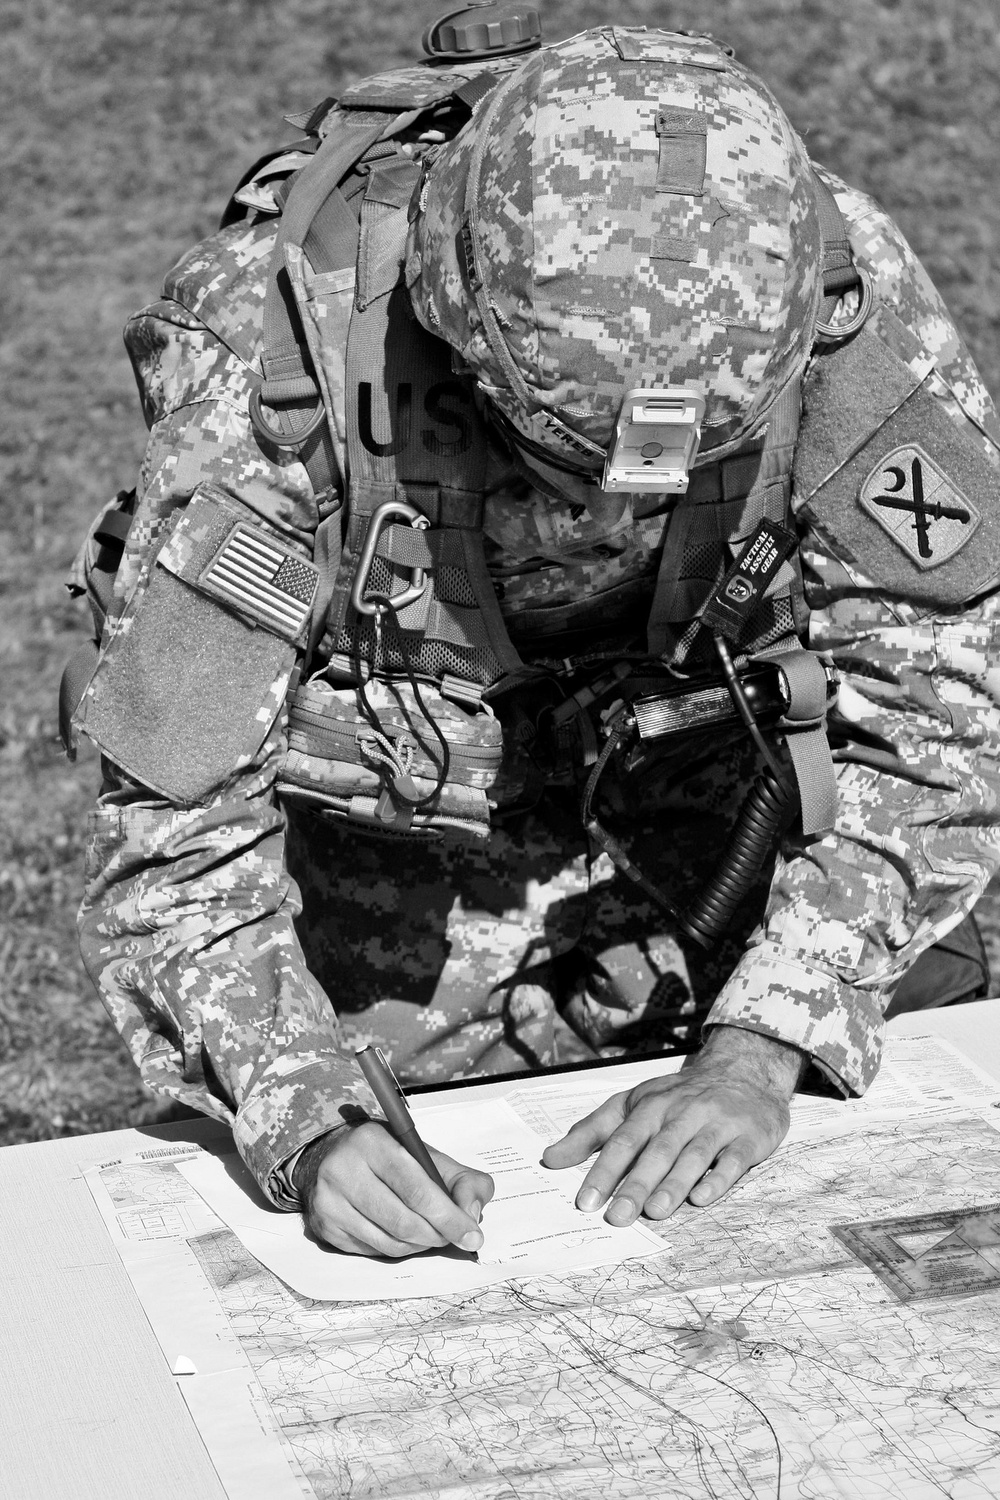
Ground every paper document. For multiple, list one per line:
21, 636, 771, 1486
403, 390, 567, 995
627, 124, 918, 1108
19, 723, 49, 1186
504, 1033, 1000, 1146
178, 1097, 662, 1301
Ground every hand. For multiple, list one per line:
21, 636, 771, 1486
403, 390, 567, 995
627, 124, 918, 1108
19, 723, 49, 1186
541, 1027, 807, 1226
294, 1121, 495, 1257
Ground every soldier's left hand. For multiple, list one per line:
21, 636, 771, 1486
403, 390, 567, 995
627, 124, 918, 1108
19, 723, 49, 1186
541, 1026, 807, 1224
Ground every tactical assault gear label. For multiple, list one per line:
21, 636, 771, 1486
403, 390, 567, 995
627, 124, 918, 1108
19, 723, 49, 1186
702, 520, 797, 640
859, 444, 980, 570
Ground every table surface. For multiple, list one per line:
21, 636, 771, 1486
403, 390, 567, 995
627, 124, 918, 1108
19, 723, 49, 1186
2, 999, 998, 1500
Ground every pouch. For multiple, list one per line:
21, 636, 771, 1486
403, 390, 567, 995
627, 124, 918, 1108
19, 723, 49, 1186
277, 674, 502, 841
75, 483, 319, 803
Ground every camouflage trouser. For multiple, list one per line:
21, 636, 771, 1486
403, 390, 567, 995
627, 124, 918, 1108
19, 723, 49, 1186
286, 733, 776, 1087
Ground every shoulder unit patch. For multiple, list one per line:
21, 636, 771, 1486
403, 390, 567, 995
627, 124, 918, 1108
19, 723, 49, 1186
858, 444, 980, 570
793, 315, 1000, 610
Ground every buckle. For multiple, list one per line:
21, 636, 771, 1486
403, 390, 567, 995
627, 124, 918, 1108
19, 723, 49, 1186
350, 500, 431, 618
248, 385, 326, 449
815, 268, 875, 345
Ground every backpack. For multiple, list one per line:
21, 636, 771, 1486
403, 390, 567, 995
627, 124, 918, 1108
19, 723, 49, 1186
64, 15, 876, 936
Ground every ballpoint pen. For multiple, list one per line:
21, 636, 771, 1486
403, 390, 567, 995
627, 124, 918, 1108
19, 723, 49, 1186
355, 1045, 481, 1258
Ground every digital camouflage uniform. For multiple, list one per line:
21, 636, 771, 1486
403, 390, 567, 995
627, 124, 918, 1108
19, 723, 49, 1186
72, 28, 1000, 1207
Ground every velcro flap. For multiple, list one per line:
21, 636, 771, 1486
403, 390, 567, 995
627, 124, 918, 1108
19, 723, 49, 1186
159, 485, 318, 646
655, 107, 707, 196
76, 485, 306, 803
611, 29, 730, 67
340, 57, 520, 111
795, 319, 1000, 606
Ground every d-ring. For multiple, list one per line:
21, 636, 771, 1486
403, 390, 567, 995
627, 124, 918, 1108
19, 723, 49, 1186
351, 500, 431, 618
815, 268, 875, 345
248, 387, 327, 448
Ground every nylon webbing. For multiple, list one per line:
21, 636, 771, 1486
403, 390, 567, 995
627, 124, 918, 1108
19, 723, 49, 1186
59, 639, 99, 756
812, 168, 862, 322
255, 109, 400, 497
646, 378, 801, 662
379, 524, 434, 570
765, 648, 837, 835
330, 156, 523, 685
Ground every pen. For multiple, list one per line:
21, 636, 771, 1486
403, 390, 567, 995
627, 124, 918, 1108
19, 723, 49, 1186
356, 1045, 451, 1191
356, 1046, 481, 1262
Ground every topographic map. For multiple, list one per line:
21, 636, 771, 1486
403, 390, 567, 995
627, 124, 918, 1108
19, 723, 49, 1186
87, 1042, 1000, 1500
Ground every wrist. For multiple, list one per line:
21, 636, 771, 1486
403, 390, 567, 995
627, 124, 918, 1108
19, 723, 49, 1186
699, 1024, 808, 1099
290, 1126, 348, 1204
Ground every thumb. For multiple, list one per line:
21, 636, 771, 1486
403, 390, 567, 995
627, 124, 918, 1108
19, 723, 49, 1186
429, 1150, 495, 1219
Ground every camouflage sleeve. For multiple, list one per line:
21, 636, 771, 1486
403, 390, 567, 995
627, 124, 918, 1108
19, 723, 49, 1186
78, 283, 375, 1205
706, 171, 1000, 1095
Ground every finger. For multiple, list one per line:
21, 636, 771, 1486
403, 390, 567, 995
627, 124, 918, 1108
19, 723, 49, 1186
572, 1098, 684, 1211
311, 1197, 443, 1259
540, 1093, 630, 1169
608, 1133, 723, 1224
687, 1142, 757, 1206
375, 1148, 484, 1252
317, 1143, 454, 1252
305, 1185, 435, 1258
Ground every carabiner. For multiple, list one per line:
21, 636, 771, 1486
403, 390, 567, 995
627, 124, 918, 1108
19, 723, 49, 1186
350, 500, 431, 618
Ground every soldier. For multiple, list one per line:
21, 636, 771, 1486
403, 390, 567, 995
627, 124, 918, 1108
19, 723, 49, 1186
67, 18, 1000, 1259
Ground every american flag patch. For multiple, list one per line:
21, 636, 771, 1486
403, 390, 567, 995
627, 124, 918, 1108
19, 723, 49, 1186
203, 526, 318, 639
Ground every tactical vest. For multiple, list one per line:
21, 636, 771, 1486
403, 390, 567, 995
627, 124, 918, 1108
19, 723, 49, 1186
65, 33, 870, 893
234, 37, 857, 851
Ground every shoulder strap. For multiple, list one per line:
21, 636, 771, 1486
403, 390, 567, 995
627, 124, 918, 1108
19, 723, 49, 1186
646, 375, 804, 666
249, 108, 400, 501
248, 60, 515, 506
812, 168, 873, 341
320, 152, 522, 694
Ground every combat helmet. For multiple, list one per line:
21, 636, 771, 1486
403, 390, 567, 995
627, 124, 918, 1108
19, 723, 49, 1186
408, 26, 824, 492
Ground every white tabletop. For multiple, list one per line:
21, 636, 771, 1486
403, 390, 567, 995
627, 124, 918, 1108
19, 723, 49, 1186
2, 999, 999, 1500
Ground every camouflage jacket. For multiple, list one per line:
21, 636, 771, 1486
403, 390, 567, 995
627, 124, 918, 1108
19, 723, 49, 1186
75, 169, 1000, 1206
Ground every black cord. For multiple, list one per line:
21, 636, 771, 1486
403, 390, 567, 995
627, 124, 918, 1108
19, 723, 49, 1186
351, 603, 450, 810
713, 633, 786, 782
678, 762, 797, 947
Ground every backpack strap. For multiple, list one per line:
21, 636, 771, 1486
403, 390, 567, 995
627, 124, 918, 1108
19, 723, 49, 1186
646, 375, 805, 667
248, 57, 518, 502
249, 108, 401, 500
812, 167, 874, 342
321, 150, 524, 695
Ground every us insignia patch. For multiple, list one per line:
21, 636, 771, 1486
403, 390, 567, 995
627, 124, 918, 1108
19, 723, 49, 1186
859, 444, 980, 570
202, 526, 318, 638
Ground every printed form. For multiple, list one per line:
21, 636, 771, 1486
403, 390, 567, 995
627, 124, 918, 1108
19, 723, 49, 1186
177, 1096, 662, 1301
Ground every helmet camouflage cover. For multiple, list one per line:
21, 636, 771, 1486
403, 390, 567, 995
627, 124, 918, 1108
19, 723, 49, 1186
407, 27, 823, 470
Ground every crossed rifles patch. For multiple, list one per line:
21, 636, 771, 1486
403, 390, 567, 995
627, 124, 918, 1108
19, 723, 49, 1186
859, 444, 980, 570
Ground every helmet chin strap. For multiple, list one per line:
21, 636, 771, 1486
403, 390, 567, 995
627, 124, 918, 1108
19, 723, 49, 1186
485, 401, 605, 482
487, 406, 633, 521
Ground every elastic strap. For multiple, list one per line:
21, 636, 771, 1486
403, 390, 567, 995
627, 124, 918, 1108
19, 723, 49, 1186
763, 647, 838, 835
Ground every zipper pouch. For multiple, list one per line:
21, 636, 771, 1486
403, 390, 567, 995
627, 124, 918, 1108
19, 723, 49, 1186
277, 674, 503, 841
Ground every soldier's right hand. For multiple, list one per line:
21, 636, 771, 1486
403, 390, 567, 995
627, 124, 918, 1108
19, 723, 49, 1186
292, 1121, 493, 1257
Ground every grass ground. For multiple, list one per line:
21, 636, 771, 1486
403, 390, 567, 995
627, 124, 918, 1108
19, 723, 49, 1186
2, 0, 999, 1147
